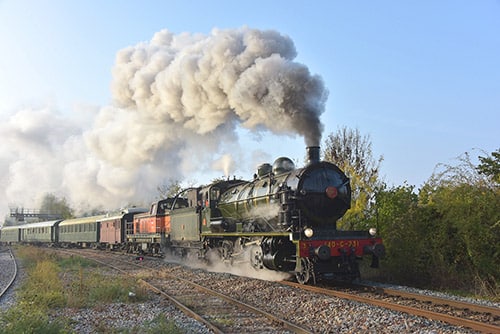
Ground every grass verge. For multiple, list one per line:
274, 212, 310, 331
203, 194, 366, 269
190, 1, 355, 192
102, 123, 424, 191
0, 246, 183, 333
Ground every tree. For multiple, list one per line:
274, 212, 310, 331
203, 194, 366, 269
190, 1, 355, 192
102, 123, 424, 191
372, 184, 433, 284
419, 151, 500, 294
419, 182, 500, 293
156, 179, 182, 199
477, 148, 500, 184
428, 150, 494, 189
323, 126, 383, 229
39, 193, 73, 219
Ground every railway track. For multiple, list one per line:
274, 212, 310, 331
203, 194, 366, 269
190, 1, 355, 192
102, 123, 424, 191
280, 280, 500, 334
0, 247, 17, 301
57, 249, 310, 333
37, 247, 496, 333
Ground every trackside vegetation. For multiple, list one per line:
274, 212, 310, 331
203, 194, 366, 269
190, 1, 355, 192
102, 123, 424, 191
372, 151, 499, 299
0, 247, 183, 334
324, 129, 498, 300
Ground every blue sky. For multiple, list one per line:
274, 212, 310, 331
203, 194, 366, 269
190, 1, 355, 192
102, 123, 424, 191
0, 1, 499, 214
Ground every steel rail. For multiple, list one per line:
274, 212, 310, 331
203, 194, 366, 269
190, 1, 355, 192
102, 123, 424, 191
159, 272, 313, 334
139, 280, 225, 334
365, 284, 500, 317
0, 248, 18, 300
61, 252, 225, 334
281, 281, 499, 334
64, 249, 312, 334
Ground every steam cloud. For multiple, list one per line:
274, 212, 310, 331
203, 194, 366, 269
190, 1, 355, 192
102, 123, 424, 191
0, 27, 328, 220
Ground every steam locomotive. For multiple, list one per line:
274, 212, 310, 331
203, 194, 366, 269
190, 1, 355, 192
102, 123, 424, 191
0, 146, 384, 284
163, 146, 384, 283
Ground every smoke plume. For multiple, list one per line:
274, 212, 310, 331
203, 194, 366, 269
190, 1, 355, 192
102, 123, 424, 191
0, 27, 328, 219
107, 27, 327, 147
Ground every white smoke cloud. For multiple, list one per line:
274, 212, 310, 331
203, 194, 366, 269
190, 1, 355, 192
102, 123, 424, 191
212, 154, 236, 178
0, 106, 81, 215
108, 27, 327, 145
0, 27, 328, 222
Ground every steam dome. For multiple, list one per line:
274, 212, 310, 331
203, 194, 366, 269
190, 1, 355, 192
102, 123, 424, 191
272, 157, 295, 175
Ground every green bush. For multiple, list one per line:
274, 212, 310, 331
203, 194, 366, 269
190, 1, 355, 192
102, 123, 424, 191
375, 180, 499, 300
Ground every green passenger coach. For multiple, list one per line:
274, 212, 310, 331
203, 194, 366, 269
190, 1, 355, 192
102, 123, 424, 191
58, 215, 105, 248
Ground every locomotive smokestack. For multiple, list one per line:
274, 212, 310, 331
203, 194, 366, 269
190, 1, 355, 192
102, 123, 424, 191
306, 146, 320, 165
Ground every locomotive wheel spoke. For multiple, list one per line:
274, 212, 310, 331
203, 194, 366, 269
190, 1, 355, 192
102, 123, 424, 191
219, 240, 234, 265
295, 258, 311, 284
249, 245, 263, 270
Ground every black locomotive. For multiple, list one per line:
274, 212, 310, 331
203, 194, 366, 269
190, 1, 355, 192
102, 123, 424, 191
166, 146, 384, 284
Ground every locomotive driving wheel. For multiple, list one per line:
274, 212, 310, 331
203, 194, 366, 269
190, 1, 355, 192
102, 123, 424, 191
249, 245, 264, 270
220, 240, 234, 265
295, 258, 315, 284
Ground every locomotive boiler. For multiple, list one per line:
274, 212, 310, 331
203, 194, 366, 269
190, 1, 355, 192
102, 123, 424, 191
167, 146, 384, 284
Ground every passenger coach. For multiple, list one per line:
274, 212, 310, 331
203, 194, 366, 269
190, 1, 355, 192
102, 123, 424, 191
58, 215, 105, 248
0, 225, 21, 244
98, 208, 147, 250
19, 220, 61, 244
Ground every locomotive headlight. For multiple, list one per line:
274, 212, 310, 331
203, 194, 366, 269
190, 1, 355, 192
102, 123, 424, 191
304, 228, 314, 238
369, 227, 377, 236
